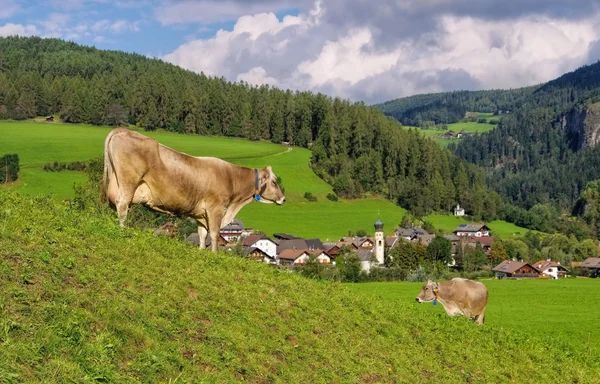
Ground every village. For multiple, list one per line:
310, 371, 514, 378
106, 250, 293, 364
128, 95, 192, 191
150, 214, 600, 280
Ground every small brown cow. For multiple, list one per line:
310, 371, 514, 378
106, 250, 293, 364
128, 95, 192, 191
101, 128, 286, 252
415, 278, 488, 324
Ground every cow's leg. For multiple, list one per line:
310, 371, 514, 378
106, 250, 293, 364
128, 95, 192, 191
115, 185, 136, 227
207, 210, 223, 253
197, 224, 208, 249
476, 308, 486, 325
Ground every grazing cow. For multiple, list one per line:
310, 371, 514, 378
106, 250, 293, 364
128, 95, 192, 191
101, 128, 286, 252
415, 278, 488, 324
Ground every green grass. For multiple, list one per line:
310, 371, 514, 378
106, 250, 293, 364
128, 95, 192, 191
1, 190, 599, 383
1, 120, 531, 241
344, 279, 600, 356
424, 214, 533, 239
0, 121, 407, 240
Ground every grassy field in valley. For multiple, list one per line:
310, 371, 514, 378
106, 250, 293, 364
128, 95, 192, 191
425, 214, 536, 239
1, 190, 598, 383
0, 120, 531, 240
344, 279, 600, 356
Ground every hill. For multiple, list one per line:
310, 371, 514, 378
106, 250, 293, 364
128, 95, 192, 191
451, 60, 600, 212
0, 120, 533, 240
375, 87, 537, 126
1, 189, 598, 383
0, 36, 513, 224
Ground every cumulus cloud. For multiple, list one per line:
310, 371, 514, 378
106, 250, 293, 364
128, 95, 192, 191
0, 23, 38, 37
162, 0, 600, 103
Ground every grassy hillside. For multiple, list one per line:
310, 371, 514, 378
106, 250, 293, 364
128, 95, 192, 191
0, 121, 409, 240
345, 280, 600, 355
1, 121, 533, 240
1, 190, 598, 383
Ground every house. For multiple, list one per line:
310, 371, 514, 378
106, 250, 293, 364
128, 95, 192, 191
306, 238, 325, 251
492, 260, 540, 279
186, 233, 228, 248
242, 234, 277, 258
277, 239, 311, 254
356, 249, 376, 273
534, 259, 569, 279
453, 223, 490, 237
323, 242, 341, 258
45, 115, 54, 122
273, 233, 300, 240
453, 204, 465, 217
444, 130, 455, 138
309, 250, 332, 264
414, 234, 435, 246
220, 218, 253, 242
384, 236, 399, 249
278, 249, 311, 266
395, 227, 429, 241
580, 257, 600, 277
339, 236, 374, 249
246, 247, 277, 264
468, 236, 494, 255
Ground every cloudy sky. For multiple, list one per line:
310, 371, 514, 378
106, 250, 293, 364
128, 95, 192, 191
2, 0, 600, 103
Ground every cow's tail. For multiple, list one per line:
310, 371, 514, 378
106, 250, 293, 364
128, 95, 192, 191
101, 129, 118, 203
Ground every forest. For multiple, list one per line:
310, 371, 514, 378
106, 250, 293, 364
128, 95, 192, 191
0, 36, 496, 219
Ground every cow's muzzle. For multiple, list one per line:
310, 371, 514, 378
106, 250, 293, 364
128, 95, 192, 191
276, 197, 286, 205
415, 297, 423, 303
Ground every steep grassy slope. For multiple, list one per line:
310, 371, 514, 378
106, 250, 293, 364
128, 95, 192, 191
1, 190, 598, 383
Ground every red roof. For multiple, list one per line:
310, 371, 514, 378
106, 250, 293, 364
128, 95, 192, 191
242, 234, 268, 247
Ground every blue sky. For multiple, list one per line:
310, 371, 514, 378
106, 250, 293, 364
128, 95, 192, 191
2, 0, 600, 103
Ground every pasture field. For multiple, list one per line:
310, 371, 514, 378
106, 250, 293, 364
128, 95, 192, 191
402, 120, 496, 147
1, 190, 599, 383
0, 121, 408, 240
344, 279, 600, 355
424, 214, 534, 239
0, 120, 531, 240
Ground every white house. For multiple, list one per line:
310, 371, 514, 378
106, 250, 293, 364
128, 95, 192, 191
453, 204, 465, 216
453, 224, 490, 237
242, 234, 277, 258
278, 249, 311, 265
534, 259, 569, 279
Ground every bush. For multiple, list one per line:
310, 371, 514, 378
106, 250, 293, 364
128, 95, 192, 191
304, 192, 317, 202
477, 117, 487, 124
0, 153, 20, 183
43, 160, 88, 172
489, 119, 499, 125
405, 266, 429, 282
356, 229, 367, 237
326, 193, 338, 202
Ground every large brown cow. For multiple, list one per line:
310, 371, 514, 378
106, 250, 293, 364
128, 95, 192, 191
415, 278, 488, 324
101, 128, 286, 252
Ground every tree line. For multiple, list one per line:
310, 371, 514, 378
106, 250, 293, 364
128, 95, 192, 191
0, 153, 19, 183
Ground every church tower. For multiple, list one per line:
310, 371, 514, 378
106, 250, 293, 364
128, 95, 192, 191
374, 217, 384, 265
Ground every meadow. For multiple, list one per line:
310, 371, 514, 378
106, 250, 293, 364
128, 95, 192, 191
1, 190, 598, 383
344, 279, 600, 355
0, 120, 530, 240
405, 112, 499, 147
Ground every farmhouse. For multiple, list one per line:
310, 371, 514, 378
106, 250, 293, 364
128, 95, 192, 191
356, 249, 376, 273
384, 236, 399, 249
396, 227, 429, 241
492, 260, 540, 279
534, 259, 569, 279
339, 236, 374, 249
453, 223, 490, 237
580, 257, 600, 277
278, 249, 311, 266
242, 234, 277, 258
220, 218, 253, 242
323, 242, 341, 258
246, 247, 277, 264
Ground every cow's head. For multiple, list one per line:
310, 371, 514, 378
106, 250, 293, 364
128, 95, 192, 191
257, 165, 286, 205
415, 280, 438, 303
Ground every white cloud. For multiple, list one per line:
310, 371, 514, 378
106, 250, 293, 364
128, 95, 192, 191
237, 66, 278, 85
92, 19, 141, 34
162, 0, 600, 103
0, 23, 38, 37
